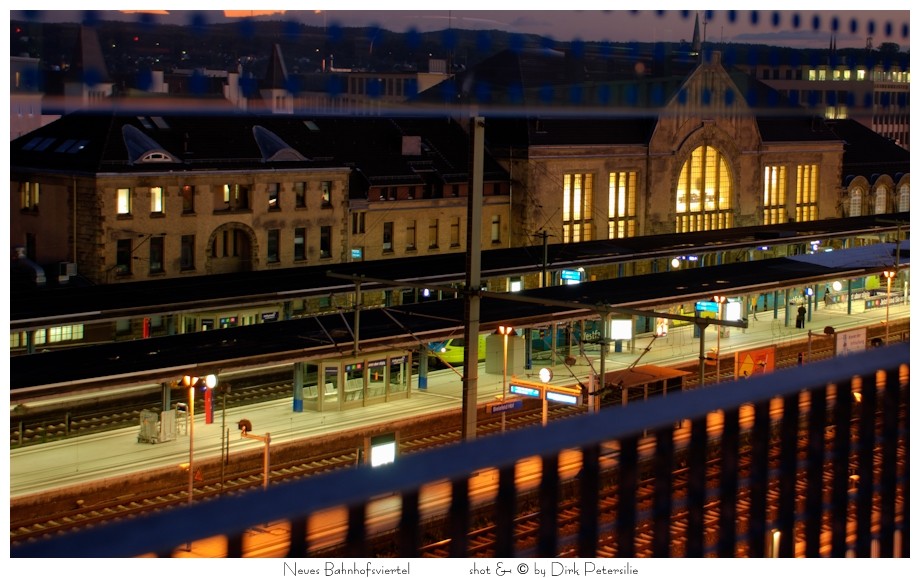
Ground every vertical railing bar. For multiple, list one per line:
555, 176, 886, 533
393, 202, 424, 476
685, 416, 707, 557
900, 364, 910, 558
855, 374, 877, 558
804, 385, 827, 557
617, 435, 639, 558
538, 454, 560, 557
285, 515, 309, 557
747, 399, 771, 558
344, 502, 368, 557
777, 392, 799, 558
226, 531, 244, 558
448, 478, 470, 557
652, 425, 674, 557
717, 407, 740, 557
830, 379, 853, 557
878, 369, 899, 557
578, 444, 600, 558
398, 489, 421, 557
495, 464, 517, 557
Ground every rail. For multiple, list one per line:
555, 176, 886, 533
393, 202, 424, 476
11, 343, 909, 558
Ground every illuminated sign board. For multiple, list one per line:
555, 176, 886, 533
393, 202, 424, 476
725, 301, 742, 322
560, 269, 582, 281
369, 433, 396, 467
509, 384, 541, 398
695, 301, 718, 314
351, 248, 363, 260
610, 318, 632, 340
546, 391, 579, 405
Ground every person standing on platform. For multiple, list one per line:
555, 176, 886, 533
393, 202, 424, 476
796, 304, 807, 328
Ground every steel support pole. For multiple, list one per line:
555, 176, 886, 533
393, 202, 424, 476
461, 116, 485, 441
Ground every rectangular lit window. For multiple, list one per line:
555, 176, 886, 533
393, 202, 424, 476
268, 183, 280, 210
223, 184, 250, 210
150, 187, 164, 213
491, 215, 501, 243
562, 173, 594, 243
48, 324, 84, 343
763, 166, 787, 225
795, 164, 819, 222
608, 172, 637, 239
320, 181, 332, 206
117, 188, 132, 215
20, 182, 39, 210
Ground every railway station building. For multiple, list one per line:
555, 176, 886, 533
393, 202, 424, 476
10, 40, 909, 348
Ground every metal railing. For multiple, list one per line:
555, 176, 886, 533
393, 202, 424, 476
12, 343, 909, 558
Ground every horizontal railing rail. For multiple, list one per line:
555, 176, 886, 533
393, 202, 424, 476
11, 343, 909, 558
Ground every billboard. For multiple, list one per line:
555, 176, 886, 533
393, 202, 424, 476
835, 328, 867, 356
734, 346, 775, 379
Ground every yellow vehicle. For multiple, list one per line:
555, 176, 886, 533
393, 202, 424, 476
429, 334, 487, 367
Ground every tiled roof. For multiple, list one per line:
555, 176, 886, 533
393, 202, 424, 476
825, 119, 910, 180
10, 112, 510, 192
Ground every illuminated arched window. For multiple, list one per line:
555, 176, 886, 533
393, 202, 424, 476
874, 185, 888, 214
676, 145, 733, 232
763, 165, 787, 225
898, 185, 909, 212
850, 188, 863, 217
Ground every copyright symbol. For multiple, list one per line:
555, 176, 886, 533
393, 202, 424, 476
517, 563, 529, 574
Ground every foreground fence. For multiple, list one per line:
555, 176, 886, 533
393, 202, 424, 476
12, 343, 909, 558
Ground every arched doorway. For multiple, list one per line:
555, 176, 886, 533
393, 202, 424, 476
206, 223, 257, 274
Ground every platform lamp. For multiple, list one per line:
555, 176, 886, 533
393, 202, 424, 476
883, 270, 896, 343
498, 325, 515, 432
182, 374, 218, 511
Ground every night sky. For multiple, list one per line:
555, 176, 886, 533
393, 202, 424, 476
11, 7, 911, 51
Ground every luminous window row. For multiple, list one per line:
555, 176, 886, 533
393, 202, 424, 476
10, 324, 84, 348
113, 181, 331, 216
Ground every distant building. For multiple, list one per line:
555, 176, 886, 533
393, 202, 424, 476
458, 51, 909, 276
10, 33, 909, 296
9, 56, 44, 140
10, 113, 511, 290
744, 49, 909, 149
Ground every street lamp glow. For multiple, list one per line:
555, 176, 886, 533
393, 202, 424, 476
882, 270, 896, 343
498, 325, 514, 433
183, 372, 219, 547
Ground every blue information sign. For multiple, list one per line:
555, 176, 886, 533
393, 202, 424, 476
560, 269, 581, 281
509, 384, 541, 398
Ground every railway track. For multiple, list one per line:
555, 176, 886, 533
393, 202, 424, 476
9, 404, 581, 545
9, 323, 909, 550
10, 320, 907, 448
